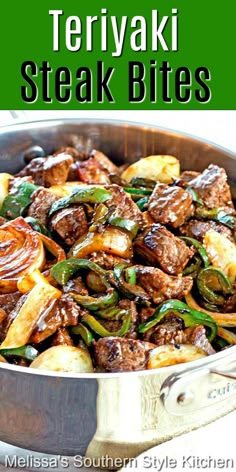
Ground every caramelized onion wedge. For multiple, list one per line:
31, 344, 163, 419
17, 269, 50, 293
185, 292, 236, 327
0, 173, 12, 208
0, 217, 45, 293
147, 344, 207, 369
30, 346, 93, 373
0, 276, 61, 349
69, 226, 133, 259
40, 233, 66, 262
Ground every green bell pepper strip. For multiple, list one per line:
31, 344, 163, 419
81, 312, 131, 337
138, 299, 217, 342
125, 266, 137, 285
197, 267, 233, 305
96, 307, 126, 320
130, 177, 156, 189
49, 187, 112, 217
183, 255, 202, 275
51, 258, 110, 288
71, 324, 94, 346
136, 196, 149, 211
112, 265, 151, 304
108, 216, 139, 238
70, 288, 119, 311
124, 187, 153, 196
180, 236, 210, 268
0, 182, 38, 220
195, 207, 235, 230
24, 217, 52, 237
0, 345, 38, 361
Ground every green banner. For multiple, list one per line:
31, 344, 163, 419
0, 0, 235, 109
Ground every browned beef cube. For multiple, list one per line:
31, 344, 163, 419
134, 224, 194, 275
63, 276, 89, 296
51, 328, 74, 347
27, 187, 58, 226
0, 294, 26, 342
104, 184, 144, 225
144, 315, 185, 344
90, 150, 119, 174
30, 295, 81, 344
50, 205, 88, 245
139, 307, 156, 324
179, 219, 234, 242
18, 153, 73, 187
184, 325, 215, 355
89, 251, 131, 270
148, 183, 194, 228
78, 158, 110, 184
135, 265, 193, 304
188, 164, 233, 209
94, 337, 156, 372
0, 292, 22, 314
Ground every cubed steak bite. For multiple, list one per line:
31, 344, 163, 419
50, 205, 88, 245
104, 184, 144, 225
143, 315, 215, 356
134, 224, 194, 275
27, 187, 58, 226
134, 265, 193, 304
148, 182, 194, 228
188, 164, 233, 209
94, 337, 156, 372
179, 219, 234, 242
17, 153, 73, 187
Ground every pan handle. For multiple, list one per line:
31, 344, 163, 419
160, 349, 236, 415
210, 369, 236, 380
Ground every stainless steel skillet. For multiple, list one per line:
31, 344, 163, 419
0, 118, 235, 461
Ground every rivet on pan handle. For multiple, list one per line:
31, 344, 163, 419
160, 354, 236, 416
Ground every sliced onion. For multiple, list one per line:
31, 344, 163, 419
217, 327, 236, 345
147, 344, 207, 369
0, 275, 61, 349
30, 346, 94, 372
186, 292, 236, 327
0, 217, 45, 293
17, 269, 49, 293
69, 226, 133, 259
